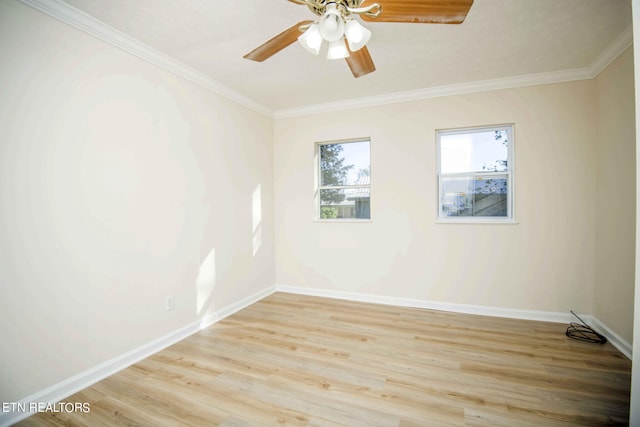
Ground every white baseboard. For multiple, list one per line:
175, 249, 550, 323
276, 284, 572, 322
196, 286, 276, 330
0, 285, 277, 427
585, 315, 632, 359
4, 284, 631, 426
275, 284, 632, 359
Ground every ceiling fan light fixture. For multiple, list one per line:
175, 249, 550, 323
298, 23, 322, 55
326, 39, 349, 60
319, 3, 345, 42
245, 0, 475, 78
344, 20, 371, 52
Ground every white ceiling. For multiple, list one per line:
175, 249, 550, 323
59, 0, 632, 115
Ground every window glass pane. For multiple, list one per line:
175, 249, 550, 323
441, 176, 508, 217
320, 141, 370, 186
440, 129, 509, 174
320, 188, 370, 219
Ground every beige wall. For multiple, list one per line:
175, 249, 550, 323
1, 0, 635, 410
0, 1, 275, 402
275, 81, 599, 313
594, 47, 636, 344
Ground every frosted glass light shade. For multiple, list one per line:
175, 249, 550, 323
319, 4, 345, 42
326, 39, 349, 60
298, 24, 322, 55
345, 20, 371, 52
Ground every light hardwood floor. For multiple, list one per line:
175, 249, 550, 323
19, 292, 631, 426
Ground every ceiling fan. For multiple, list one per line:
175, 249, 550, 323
243, 0, 474, 78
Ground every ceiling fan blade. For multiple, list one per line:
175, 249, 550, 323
361, 0, 474, 24
244, 20, 313, 62
346, 45, 376, 78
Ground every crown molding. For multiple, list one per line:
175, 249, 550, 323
273, 68, 595, 118
18, 0, 273, 118
274, 24, 634, 119
20, 0, 633, 121
589, 24, 634, 78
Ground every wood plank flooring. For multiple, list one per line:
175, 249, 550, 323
19, 292, 631, 426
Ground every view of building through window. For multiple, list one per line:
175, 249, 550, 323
318, 139, 371, 220
437, 126, 513, 220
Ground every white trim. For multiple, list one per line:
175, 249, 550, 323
274, 25, 633, 118
20, 0, 633, 119
19, 1, 632, 120
0, 286, 277, 427
589, 25, 634, 78
436, 124, 514, 223
196, 286, 276, 330
276, 284, 571, 323
313, 219, 373, 223
315, 138, 372, 221
2, 284, 631, 426
585, 315, 633, 359
275, 284, 632, 358
435, 218, 518, 225
274, 68, 594, 118
17, 0, 272, 118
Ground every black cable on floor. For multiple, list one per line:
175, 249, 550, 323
566, 310, 607, 344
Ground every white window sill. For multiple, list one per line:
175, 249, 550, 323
436, 218, 518, 225
314, 219, 373, 223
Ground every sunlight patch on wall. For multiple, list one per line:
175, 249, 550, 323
196, 247, 216, 315
252, 184, 262, 256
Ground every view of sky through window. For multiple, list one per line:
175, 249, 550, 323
440, 130, 508, 174
340, 140, 370, 185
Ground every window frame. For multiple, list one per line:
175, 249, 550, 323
436, 124, 515, 224
315, 138, 372, 222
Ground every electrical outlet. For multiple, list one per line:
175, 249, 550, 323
165, 295, 175, 312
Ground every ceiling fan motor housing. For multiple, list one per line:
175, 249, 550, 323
305, 0, 361, 17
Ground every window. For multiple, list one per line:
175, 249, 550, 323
316, 139, 371, 220
437, 125, 514, 222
